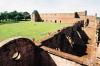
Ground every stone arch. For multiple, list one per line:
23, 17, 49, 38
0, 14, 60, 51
55, 20, 57, 23
85, 19, 89, 26
60, 20, 61, 23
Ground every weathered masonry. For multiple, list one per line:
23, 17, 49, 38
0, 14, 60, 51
0, 20, 98, 66
31, 10, 97, 24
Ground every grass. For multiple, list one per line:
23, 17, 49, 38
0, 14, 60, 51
0, 21, 71, 42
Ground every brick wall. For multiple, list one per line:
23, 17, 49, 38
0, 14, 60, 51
31, 10, 96, 24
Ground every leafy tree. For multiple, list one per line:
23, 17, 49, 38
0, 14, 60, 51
23, 12, 30, 20
3, 11, 9, 21
0, 12, 5, 21
14, 12, 23, 21
0, 11, 31, 23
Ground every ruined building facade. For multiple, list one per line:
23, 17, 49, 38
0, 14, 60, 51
31, 10, 97, 23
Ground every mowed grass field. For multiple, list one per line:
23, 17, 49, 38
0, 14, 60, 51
0, 21, 71, 42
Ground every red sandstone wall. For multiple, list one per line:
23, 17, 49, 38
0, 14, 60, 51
31, 11, 97, 24
77, 11, 86, 16
31, 14, 35, 21
40, 13, 75, 23
87, 16, 96, 22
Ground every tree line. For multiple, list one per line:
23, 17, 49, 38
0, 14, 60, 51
0, 11, 31, 23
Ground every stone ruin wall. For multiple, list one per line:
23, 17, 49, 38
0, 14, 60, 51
0, 20, 98, 66
31, 10, 97, 25
39, 13, 75, 23
31, 14, 35, 21
87, 16, 97, 22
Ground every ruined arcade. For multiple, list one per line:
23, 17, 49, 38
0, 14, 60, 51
31, 10, 97, 24
0, 10, 99, 66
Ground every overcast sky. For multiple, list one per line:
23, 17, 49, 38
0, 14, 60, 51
0, 0, 99, 16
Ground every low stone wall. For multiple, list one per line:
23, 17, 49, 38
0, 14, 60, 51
41, 21, 89, 57
0, 21, 96, 66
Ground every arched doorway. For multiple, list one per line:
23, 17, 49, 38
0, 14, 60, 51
85, 19, 89, 26
60, 20, 61, 23
55, 20, 57, 23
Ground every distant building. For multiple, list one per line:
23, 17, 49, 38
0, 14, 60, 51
31, 10, 97, 24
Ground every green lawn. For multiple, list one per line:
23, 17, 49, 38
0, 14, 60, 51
0, 21, 71, 42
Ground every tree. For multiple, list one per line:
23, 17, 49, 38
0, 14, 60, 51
0, 13, 2, 22
3, 11, 9, 21
0, 12, 5, 21
23, 12, 30, 20
14, 12, 23, 21
0, 11, 31, 23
